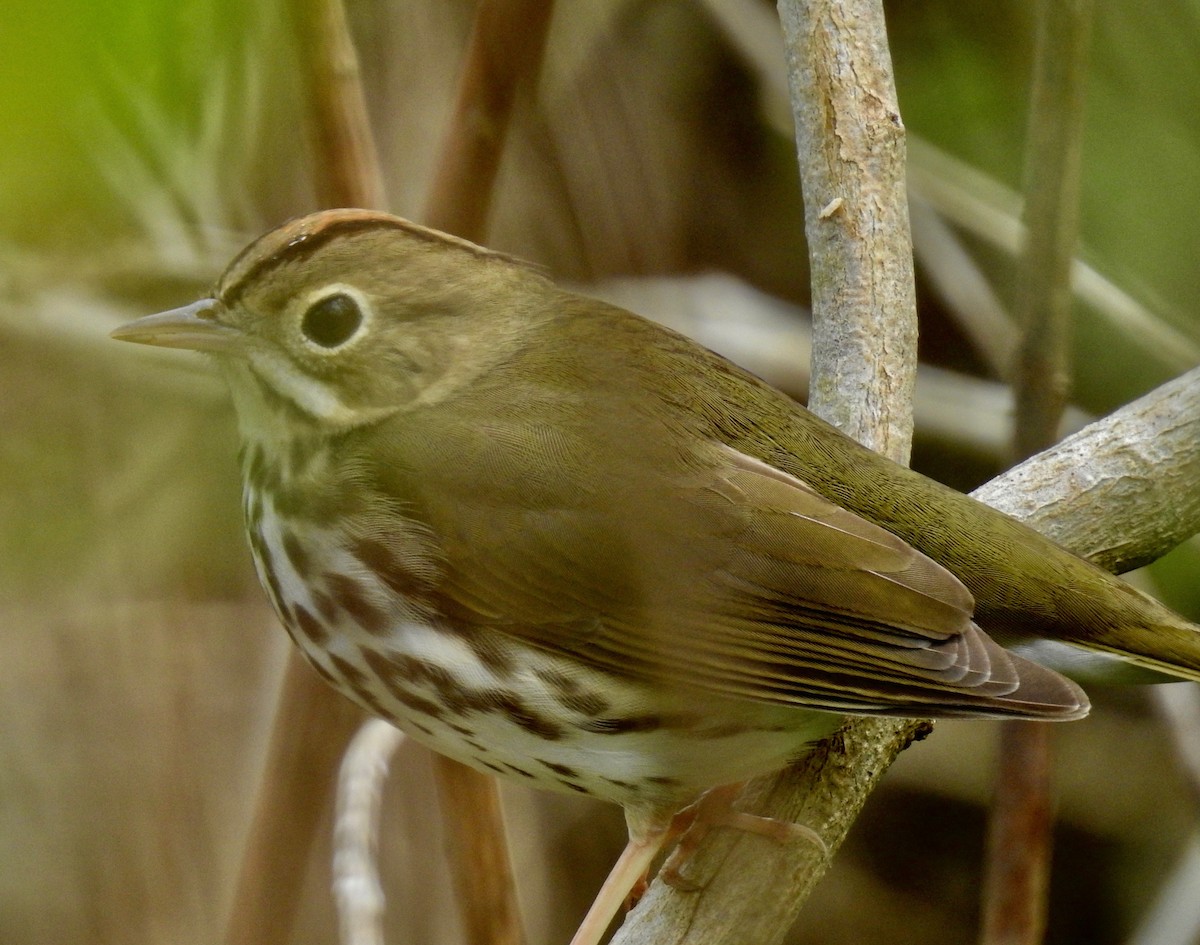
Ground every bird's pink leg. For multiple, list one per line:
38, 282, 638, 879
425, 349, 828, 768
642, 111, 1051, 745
568, 788, 825, 945
567, 811, 672, 945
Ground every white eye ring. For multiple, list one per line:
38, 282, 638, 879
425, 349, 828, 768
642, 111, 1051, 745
296, 283, 373, 352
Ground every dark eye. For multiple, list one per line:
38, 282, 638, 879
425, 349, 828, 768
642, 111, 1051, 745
300, 292, 363, 348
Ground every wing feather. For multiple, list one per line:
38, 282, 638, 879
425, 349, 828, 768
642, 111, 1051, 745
387, 410, 1085, 720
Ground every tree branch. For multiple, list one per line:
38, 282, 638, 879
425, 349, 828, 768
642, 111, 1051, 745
779, 0, 917, 456
613, 1, 1197, 942
615, 1, 921, 940
974, 365, 1200, 573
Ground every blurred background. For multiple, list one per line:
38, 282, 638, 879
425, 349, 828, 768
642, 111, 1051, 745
2, 1, 1199, 943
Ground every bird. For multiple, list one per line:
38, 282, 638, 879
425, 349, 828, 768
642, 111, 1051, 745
112, 208, 1200, 945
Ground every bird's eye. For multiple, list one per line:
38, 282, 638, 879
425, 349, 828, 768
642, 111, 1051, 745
300, 292, 363, 348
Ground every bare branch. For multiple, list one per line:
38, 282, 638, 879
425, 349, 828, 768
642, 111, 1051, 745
615, 2, 922, 941
973, 365, 1200, 573
778, 0, 917, 457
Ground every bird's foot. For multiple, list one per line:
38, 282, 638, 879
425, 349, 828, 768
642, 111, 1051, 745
658, 783, 826, 890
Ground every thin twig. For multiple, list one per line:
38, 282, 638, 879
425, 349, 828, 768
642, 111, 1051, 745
224, 652, 367, 945
224, 2, 386, 943
982, 5, 1093, 942
906, 137, 1200, 373
980, 722, 1056, 945
429, 761, 526, 945
293, 0, 387, 209
418, 4, 556, 945
907, 194, 1018, 377
423, 0, 555, 240
1012, 0, 1093, 460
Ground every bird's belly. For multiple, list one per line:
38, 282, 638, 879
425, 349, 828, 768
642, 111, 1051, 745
315, 617, 839, 808
245, 497, 841, 809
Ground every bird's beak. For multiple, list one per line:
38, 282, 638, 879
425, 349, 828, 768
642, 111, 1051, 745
110, 299, 242, 353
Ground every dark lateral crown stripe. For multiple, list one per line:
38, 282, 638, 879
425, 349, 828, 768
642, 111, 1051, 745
218, 213, 406, 306
216, 209, 520, 307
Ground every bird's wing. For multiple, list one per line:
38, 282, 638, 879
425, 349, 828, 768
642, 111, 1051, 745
417, 427, 1084, 721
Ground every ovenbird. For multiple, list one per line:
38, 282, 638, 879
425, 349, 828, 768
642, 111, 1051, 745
113, 209, 1200, 944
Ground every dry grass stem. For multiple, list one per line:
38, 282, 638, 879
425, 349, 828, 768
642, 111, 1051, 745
907, 195, 1018, 377
906, 139, 1200, 373
1011, 0, 1093, 460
